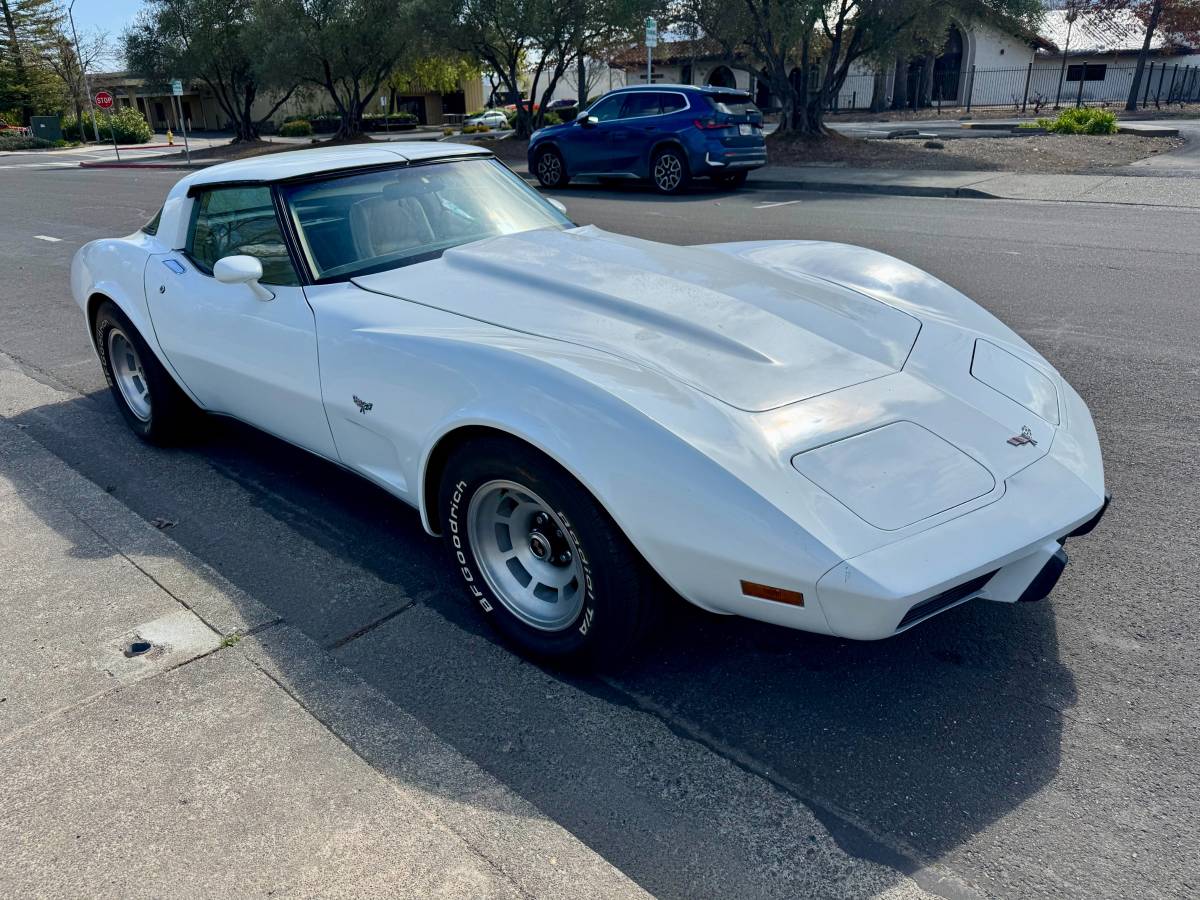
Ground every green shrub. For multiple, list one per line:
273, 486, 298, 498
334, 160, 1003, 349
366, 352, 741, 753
64, 108, 153, 143
279, 119, 313, 137
1032, 107, 1118, 135
0, 133, 54, 151
462, 124, 478, 134
540, 111, 562, 127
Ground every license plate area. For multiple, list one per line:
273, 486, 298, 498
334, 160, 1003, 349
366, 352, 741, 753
738, 123, 753, 136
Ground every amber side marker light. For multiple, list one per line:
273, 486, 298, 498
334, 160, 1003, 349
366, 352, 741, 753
740, 580, 805, 607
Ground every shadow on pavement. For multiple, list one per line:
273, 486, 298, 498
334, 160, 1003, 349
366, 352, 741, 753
8, 387, 1077, 899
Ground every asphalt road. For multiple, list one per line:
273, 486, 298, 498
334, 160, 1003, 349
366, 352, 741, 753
1, 166, 1197, 899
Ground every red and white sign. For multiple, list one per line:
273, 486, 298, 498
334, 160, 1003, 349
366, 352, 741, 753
94, 90, 113, 109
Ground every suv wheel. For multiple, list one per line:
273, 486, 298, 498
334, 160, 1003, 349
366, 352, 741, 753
533, 146, 569, 188
650, 146, 690, 194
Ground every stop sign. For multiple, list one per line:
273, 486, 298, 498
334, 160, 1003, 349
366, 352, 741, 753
94, 90, 113, 109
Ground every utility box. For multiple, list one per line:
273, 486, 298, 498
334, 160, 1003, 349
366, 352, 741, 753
31, 116, 62, 142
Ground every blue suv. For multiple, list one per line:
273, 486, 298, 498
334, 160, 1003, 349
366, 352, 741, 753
528, 84, 767, 194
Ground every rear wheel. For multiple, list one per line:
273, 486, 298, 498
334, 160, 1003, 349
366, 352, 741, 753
440, 436, 659, 667
94, 301, 196, 444
713, 170, 749, 188
650, 146, 690, 194
533, 146, 569, 188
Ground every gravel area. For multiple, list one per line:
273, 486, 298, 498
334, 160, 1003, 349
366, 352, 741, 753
767, 131, 1184, 173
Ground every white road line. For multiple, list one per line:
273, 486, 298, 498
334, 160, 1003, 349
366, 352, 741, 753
33, 235, 62, 242
754, 200, 803, 210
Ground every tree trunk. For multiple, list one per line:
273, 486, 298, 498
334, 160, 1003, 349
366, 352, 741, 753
890, 55, 908, 111
1126, 0, 1164, 111
576, 51, 587, 107
919, 52, 935, 107
0, 0, 32, 123
869, 68, 888, 113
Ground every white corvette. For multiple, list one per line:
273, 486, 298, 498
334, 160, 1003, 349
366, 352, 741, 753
72, 144, 1108, 664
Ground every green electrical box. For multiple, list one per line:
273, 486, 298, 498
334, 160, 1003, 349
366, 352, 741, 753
30, 116, 62, 142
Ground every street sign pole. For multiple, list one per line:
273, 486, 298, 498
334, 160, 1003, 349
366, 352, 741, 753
94, 91, 117, 158
171, 80, 191, 165
107, 109, 120, 161
645, 17, 657, 84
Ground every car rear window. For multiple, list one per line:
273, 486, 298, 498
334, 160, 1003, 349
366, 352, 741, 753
141, 207, 162, 235
706, 94, 757, 116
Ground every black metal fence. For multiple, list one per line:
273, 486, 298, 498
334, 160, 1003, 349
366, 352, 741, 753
829, 62, 1200, 114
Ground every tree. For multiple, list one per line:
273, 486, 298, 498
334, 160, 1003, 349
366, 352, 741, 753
688, 0, 1042, 136
387, 54, 479, 116
1087, 0, 1200, 110
43, 25, 107, 131
125, 0, 295, 142
0, 0, 60, 122
438, 0, 577, 137
253, 0, 425, 139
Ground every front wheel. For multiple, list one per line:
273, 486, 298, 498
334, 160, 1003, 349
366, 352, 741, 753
650, 146, 690, 194
533, 146, 569, 188
440, 436, 659, 667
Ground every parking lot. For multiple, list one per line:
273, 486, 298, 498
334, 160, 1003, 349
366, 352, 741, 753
1, 164, 1197, 899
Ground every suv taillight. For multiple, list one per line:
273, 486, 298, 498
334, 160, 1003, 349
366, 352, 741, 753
693, 118, 727, 130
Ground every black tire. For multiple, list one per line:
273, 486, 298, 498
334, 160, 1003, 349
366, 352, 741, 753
440, 436, 659, 667
649, 146, 690, 195
532, 146, 570, 188
713, 170, 749, 189
93, 300, 197, 444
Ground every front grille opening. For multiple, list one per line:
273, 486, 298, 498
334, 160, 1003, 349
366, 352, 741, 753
897, 569, 999, 631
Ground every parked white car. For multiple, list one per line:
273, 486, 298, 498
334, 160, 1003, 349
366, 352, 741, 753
464, 110, 509, 129
71, 144, 1108, 665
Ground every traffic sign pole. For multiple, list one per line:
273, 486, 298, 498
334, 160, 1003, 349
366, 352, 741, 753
94, 91, 118, 159
171, 80, 191, 166
645, 17, 657, 84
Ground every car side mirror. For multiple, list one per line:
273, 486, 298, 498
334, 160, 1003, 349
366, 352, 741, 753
214, 254, 274, 301
547, 197, 567, 214
577, 113, 598, 128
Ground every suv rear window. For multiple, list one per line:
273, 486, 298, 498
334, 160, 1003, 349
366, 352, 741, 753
706, 94, 757, 116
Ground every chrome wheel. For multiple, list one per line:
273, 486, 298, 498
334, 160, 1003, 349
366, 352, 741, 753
537, 151, 562, 185
653, 153, 683, 192
107, 327, 151, 422
467, 480, 586, 632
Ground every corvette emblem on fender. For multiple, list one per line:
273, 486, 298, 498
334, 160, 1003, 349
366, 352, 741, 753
1007, 425, 1037, 447
353, 395, 373, 414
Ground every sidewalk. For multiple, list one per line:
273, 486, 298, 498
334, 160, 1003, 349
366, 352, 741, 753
748, 164, 1200, 207
0, 365, 647, 898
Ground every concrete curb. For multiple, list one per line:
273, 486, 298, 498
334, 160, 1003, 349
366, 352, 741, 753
79, 160, 214, 169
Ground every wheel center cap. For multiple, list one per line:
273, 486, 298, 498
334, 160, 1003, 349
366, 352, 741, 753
528, 532, 551, 561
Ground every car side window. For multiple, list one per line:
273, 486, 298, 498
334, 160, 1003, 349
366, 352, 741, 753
658, 93, 687, 114
620, 93, 661, 119
587, 94, 625, 122
187, 186, 299, 286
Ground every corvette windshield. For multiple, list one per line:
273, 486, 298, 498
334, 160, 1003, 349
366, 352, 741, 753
282, 157, 572, 280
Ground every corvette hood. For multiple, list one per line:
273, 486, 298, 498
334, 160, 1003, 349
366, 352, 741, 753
353, 226, 920, 412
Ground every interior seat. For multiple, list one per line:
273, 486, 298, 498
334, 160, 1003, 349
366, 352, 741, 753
349, 194, 436, 260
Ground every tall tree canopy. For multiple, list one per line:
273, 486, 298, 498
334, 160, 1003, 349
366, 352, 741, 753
253, 0, 426, 139
0, 0, 60, 122
125, 0, 295, 142
681, 0, 1043, 135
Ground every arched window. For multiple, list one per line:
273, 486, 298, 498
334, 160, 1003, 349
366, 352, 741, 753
706, 65, 736, 89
